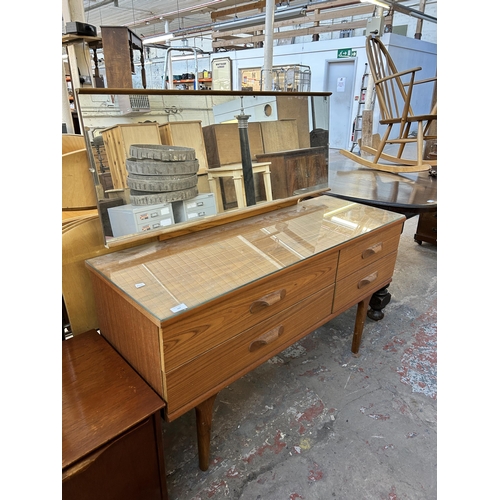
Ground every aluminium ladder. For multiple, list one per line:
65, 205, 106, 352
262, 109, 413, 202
350, 63, 373, 153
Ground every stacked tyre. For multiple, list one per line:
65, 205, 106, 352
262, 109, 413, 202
126, 144, 199, 206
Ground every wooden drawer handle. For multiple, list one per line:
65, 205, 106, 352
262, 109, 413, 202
249, 325, 284, 352
362, 243, 382, 259
358, 271, 378, 289
250, 289, 286, 314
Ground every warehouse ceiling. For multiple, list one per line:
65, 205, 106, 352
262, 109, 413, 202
81, 0, 348, 39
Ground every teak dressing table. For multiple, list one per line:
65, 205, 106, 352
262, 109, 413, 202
86, 194, 405, 471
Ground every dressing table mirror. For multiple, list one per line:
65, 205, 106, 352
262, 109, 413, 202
75, 88, 331, 248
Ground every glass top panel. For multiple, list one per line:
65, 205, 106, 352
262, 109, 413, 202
86, 195, 404, 322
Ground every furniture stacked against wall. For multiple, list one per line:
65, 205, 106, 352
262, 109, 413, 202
82, 93, 328, 216
86, 195, 405, 471
62, 329, 168, 499
202, 94, 328, 209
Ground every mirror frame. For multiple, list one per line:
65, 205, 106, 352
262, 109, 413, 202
75, 88, 332, 248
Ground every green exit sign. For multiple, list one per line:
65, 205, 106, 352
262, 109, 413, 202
337, 48, 357, 58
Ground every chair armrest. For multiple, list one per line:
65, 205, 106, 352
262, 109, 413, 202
375, 66, 422, 84
404, 76, 437, 87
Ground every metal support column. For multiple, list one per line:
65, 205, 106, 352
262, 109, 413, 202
236, 99, 256, 206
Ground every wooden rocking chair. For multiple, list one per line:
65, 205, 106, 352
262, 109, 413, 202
340, 35, 437, 173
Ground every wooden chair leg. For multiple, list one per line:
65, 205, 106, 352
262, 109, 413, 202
416, 121, 424, 167
195, 393, 218, 471
397, 123, 411, 160
351, 296, 371, 356
373, 125, 392, 164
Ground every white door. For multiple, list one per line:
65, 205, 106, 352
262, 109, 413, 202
326, 60, 355, 150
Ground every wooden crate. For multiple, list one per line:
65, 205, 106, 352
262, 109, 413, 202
101, 123, 161, 190
158, 120, 209, 173
202, 122, 264, 168
275, 95, 311, 149
260, 119, 300, 153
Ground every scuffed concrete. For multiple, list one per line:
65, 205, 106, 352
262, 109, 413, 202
162, 214, 437, 500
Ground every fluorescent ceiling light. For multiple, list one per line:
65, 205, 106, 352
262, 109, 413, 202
360, 0, 437, 23
360, 0, 391, 7
143, 33, 174, 44
214, 5, 308, 32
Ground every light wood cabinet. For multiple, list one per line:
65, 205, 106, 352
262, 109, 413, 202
158, 120, 209, 174
203, 122, 264, 167
86, 195, 405, 471
101, 123, 162, 190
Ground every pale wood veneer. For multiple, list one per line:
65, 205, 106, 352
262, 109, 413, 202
86, 195, 405, 470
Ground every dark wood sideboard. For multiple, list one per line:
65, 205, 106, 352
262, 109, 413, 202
256, 146, 328, 199
62, 329, 168, 500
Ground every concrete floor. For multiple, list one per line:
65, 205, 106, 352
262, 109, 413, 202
161, 153, 437, 499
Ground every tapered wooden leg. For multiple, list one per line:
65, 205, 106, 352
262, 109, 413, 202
195, 393, 218, 471
351, 296, 371, 356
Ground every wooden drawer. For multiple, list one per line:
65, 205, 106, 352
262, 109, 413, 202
337, 223, 402, 280
162, 249, 338, 372
333, 251, 398, 314
63, 416, 165, 500
165, 284, 334, 416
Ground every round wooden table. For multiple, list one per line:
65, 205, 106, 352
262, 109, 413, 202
325, 164, 437, 218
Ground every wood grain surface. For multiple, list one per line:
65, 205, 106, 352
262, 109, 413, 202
62, 330, 165, 469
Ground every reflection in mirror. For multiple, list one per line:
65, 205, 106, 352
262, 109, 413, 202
75, 89, 330, 247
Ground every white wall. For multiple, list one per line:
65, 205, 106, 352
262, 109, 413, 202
207, 33, 436, 146
131, 32, 436, 148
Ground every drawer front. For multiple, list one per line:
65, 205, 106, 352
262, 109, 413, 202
165, 284, 334, 415
162, 250, 338, 372
337, 223, 402, 280
62, 416, 165, 500
333, 251, 398, 314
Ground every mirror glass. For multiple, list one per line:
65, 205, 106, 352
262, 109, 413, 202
75, 89, 330, 247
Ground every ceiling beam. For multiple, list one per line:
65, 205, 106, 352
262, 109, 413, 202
212, 4, 374, 37
213, 15, 392, 48
210, 0, 280, 21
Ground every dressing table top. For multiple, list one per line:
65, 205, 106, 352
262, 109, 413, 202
86, 196, 404, 323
